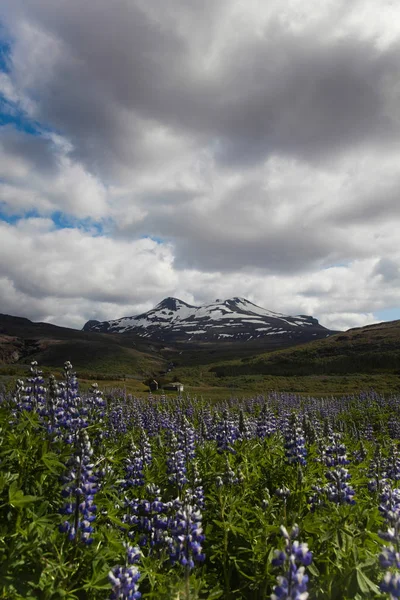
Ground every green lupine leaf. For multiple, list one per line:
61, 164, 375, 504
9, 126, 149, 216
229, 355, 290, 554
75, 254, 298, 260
41, 452, 65, 474
8, 482, 41, 508
356, 568, 380, 595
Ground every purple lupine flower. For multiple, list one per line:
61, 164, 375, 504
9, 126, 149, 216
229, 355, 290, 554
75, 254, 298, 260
54, 361, 90, 443
122, 484, 169, 550
167, 433, 188, 489
324, 468, 355, 505
13, 362, 47, 415
386, 444, 400, 482
125, 543, 141, 565
284, 414, 307, 467
367, 446, 388, 494
361, 422, 375, 441
380, 545, 400, 569
378, 483, 400, 593
168, 501, 205, 569
308, 483, 325, 512
198, 407, 214, 442
215, 408, 240, 454
46, 374, 60, 434
187, 461, 205, 510
216, 456, 243, 488
138, 428, 152, 467
311, 431, 355, 506
59, 430, 98, 544
121, 442, 145, 489
26, 361, 47, 413
388, 418, 400, 441
10, 378, 25, 418
380, 571, 400, 599
378, 485, 400, 529
256, 404, 277, 439
85, 382, 107, 432
271, 524, 312, 600
351, 440, 368, 464
198, 415, 210, 442
238, 409, 252, 441
178, 416, 196, 465
322, 432, 349, 467
302, 414, 320, 445
122, 498, 151, 545
109, 565, 141, 599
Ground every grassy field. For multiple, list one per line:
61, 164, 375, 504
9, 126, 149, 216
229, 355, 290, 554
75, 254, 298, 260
2, 367, 399, 401
1, 314, 400, 399
162, 321, 400, 398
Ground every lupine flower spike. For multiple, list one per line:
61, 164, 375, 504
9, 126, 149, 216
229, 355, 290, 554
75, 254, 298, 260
271, 524, 312, 600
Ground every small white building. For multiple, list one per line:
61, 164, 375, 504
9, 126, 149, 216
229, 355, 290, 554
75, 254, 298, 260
163, 382, 184, 392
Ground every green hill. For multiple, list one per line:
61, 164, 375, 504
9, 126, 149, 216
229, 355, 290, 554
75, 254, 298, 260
0, 314, 166, 379
209, 319, 400, 378
161, 319, 400, 397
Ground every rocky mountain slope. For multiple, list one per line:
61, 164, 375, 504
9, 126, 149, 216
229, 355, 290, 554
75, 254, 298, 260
83, 297, 334, 343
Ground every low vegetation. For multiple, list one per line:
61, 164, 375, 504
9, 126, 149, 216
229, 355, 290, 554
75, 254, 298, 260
1, 361, 400, 598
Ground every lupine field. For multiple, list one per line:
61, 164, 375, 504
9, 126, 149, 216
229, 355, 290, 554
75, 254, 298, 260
3, 363, 400, 598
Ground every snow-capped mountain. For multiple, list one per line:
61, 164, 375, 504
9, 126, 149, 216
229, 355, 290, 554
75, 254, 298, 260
83, 297, 333, 343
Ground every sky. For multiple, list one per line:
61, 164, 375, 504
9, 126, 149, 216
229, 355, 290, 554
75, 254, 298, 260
0, 0, 400, 332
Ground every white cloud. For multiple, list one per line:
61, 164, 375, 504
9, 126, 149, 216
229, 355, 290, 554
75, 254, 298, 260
0, 220, 177, 301
0, 127, 109, 218
1, 218, 398, 331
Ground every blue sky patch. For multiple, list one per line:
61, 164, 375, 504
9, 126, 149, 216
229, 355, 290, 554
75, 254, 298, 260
52, 212, 105, 235
0, 209, 19, 225
0, 207, 41, 224
375, 308, 400, 323
0, 28, 58, 139
0, 103, 45, 137
0, 207, 105, 236
0, 32, 11, 73
141, 235, 164, 244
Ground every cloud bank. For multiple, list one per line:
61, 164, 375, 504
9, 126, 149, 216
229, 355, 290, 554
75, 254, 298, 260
0, 0, 400, 330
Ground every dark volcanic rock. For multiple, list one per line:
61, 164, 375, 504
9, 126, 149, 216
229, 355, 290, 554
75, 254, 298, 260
82, 319, 102, 332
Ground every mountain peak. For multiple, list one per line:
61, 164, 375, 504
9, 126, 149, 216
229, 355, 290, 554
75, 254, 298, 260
83, 297, 333, 344
229, 296, 253, 305
225, 296, 247, 304
82, 319, 102, 332
155, 297, 193, 311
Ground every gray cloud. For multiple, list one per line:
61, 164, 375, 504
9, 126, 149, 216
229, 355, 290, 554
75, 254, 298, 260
208, 36, 397, 167
137, 207, 351, 274
373, 257, 400, 282
0, 126, 58, 174
0, 0, 400, 328
3, 0, 400, 175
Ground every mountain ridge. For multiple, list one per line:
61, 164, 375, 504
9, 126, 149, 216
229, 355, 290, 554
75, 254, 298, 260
82, 296, 333, 344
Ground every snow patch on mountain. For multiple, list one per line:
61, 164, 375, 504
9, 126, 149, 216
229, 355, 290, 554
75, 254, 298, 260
83, 296, 332, 343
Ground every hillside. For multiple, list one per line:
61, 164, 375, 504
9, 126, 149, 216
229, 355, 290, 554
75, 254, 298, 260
0, 314, 165, 378
208, 319, 400, 378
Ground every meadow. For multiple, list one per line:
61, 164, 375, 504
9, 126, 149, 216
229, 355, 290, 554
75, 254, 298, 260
1, 361, 400, 599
